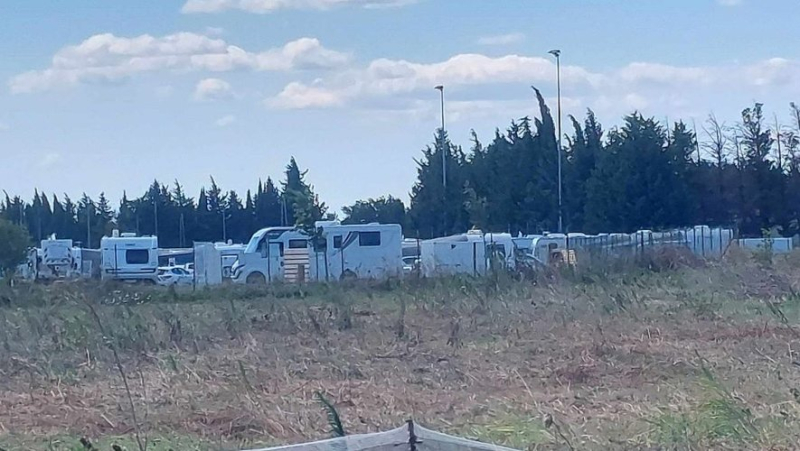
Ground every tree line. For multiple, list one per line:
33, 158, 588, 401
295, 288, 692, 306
409, 92, 800, 239
2, 92, 800, 248
0, 158, 327, 248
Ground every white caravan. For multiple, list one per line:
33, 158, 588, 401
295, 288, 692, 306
232, 227, 310, 284
100, 232, 159, 283
420, 231, 515, 277
309, 222, 403, 281
34, 236, 76, 280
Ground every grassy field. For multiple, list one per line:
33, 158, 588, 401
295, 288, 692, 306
2, 248, 800, 450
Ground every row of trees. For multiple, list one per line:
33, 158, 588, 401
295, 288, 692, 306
2, 94, 800, 247
408, 93, 800, 238
0, 158, 327, 248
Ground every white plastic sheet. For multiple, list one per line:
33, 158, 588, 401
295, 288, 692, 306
244, 421, 519, 451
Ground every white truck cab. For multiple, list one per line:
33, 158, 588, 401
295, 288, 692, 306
231, 227, 309, 284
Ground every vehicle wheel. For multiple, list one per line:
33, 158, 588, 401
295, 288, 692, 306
246, 272, 267, 285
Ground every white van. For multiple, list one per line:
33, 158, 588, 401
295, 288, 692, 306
100, 232, 159, 283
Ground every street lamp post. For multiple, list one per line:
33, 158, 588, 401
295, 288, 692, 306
154, 196, 159, 237
434, 85, 448, 237
434, 85, 446, 189
222, 209, 229, 243
548, 49, 563, 234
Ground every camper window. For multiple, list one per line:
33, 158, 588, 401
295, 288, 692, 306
313, 238, 326, 252
288, 239, 308, 249
126, 249, 149, 264
333, 235, 343, 249
359, 231, 381, 247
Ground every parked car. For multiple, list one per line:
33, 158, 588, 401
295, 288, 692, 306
157, 266, 194, 286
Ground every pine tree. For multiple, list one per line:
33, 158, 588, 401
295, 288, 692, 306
280, 158, 326, 232
565, 110, 602, 231
195, 187, 213, 242
117, 192, 137, 235
225, 190, 245, 243
76, 194, 95, 247
95, 192, 115, 246
342, 196, 406, 228
255, 178, 282, 227
739, 103, 778, 234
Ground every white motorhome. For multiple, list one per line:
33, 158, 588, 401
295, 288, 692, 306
309, 222, 403, 281
100, 232, 159, 283
231, 227, 310, 284
233, 222, 403, 284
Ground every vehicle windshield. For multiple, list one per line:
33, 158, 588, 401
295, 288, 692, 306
243, 230, 266, 254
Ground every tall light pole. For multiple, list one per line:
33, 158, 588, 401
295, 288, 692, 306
434, 85, 446, 188
548, 49, 563, 234
222, 208, 228, 243
153, 196, 159, 237
86, 202, 92, 248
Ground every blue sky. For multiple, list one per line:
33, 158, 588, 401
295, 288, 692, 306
1, 0, 799, 212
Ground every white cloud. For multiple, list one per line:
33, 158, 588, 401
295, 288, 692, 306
215, 114, 236, 127
717, 0, 743, 5
268, 81, 345, 109
617, 62, 714, 85
477, 33, 526, 46
40, 152, 61, 168
205, 26, 225, 36
746, 57, 793, 87
265, 50, 800, 126
266, 53, 599, 109
194, 77, 233, 101
9, 33, 349, 93
182, 0, 418, 14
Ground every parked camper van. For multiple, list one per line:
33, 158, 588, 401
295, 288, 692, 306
100, 232, 159, 283
309, 222, 403, 281
34, 236, 76, 280
231, 227, 309, 284
233, 222, 403, 284
420, 231, 515, 277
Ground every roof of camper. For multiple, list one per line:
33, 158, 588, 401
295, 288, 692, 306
426, 231, 513, 244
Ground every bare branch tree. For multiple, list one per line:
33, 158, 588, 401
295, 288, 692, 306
702, 113, 730, 222
702, 113, 729, 169
774, 114, 785, 172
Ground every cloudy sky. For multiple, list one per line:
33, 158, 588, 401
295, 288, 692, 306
1, 0, 799, 211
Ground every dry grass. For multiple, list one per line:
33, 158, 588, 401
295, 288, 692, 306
2, 252, 800, 450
